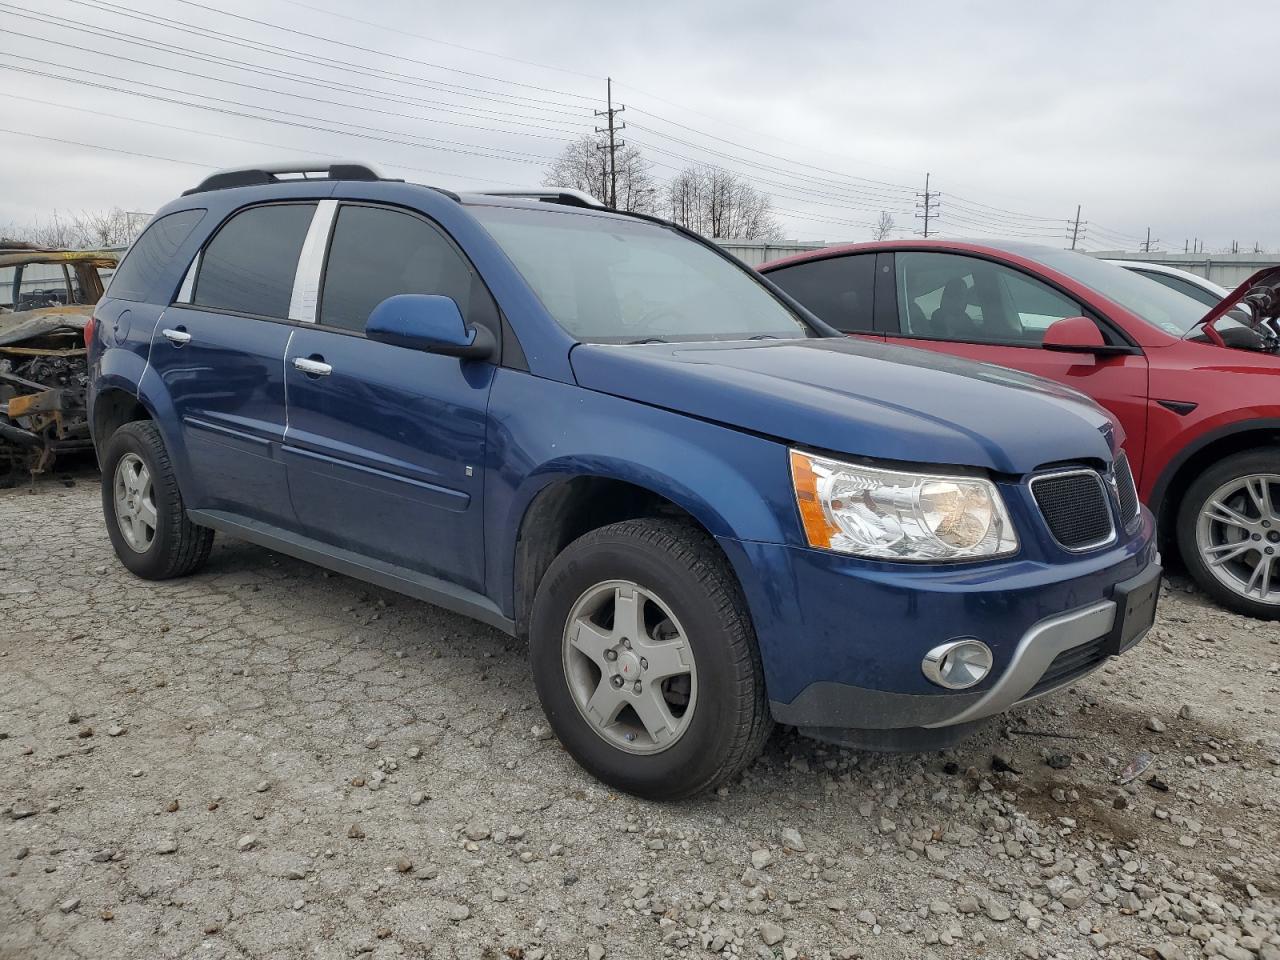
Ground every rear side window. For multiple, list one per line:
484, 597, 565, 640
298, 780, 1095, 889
318, 205, 482, 333
766, 255, 877, 332
194, 203, 316, 319
107, 208, 206, 302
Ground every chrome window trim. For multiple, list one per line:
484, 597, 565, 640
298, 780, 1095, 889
176, 250, 201, 303
288, 198, 338, 324
1029, 467, 1117, 553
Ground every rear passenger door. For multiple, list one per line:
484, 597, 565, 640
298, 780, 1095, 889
763, 253, 885, 340
282, 202, 497, 593
155, 202, 314, 526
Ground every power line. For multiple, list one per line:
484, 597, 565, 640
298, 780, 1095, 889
6, 92, 530, 188
0, 126, 209, 167
159, 0, 600, 102
0, 24, 589, 139
270, 0, 602, 81
0, 8, 592, 123
0, 59, 560, 166
42, 0, 597, 113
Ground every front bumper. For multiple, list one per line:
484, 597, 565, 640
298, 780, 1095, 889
718, 510, 1159, 733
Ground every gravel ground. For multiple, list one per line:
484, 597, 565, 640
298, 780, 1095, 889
2, 473, 1278, 960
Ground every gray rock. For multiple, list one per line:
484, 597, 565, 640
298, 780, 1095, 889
780, 827, 805, 851
155, 838, 178, 854
1147, 717, 1167, 733
759, 922, 785, 946
9, 801, 36, 820
750, 849, 773, 870
58, 897, 80, 914
447, 903, 470, 922
983, 898, 1011, 922
586, 946, 605, 960
254, 780, 269, 793
236, 834, 257, 852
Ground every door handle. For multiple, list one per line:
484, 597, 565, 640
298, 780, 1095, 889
161, 328, 191, 345
292, 356, 332, 376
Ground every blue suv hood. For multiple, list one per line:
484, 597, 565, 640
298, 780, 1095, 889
570, 338, 1116, 474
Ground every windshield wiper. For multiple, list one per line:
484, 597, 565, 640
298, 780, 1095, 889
626, 337, 668, 344
748, 334, 779, 340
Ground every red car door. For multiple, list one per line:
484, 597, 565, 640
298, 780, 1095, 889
884, 251, 1151, 479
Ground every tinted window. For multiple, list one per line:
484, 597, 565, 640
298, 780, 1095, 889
896, 252, 1083, 346
107, 208, 206, 302
766, 255, 876, 332
194, 204, 315, 318
319, 205, 480, 333
470, 205, 808, 343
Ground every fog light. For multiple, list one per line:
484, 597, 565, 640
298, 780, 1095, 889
922, 639, 993, 690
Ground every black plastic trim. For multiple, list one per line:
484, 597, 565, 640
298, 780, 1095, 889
188, 509, 515, 634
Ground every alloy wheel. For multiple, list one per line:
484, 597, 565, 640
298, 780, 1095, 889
113, 452, 157, 553
1196, 473, 1280, 605
561, 579, 698, 755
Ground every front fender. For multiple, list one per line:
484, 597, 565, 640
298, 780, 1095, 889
484, 369, 800, 618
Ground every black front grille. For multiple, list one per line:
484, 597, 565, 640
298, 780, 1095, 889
1025, 637, 1108, 699
1113, 453, 1140, 527
1031, 470, 1114, 549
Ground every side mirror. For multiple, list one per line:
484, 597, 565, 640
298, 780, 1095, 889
365, 294, 495, 361
1042, 315, 1112, 354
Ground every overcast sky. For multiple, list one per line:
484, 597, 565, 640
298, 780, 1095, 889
2, 0, 1276, 253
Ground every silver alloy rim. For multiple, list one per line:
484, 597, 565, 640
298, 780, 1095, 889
561, 579, 698, 755
113, 452, 157, 553
1196, 473, 1280, 605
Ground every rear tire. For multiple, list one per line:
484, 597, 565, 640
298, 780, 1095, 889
1177, 448, 1280, 619
529, 518, 771, 800
101, 420, 213, 580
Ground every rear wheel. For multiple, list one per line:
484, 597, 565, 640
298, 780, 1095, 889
1178, 448, 1280, 619
101, 420, 213, 580
529, 518, 771, 800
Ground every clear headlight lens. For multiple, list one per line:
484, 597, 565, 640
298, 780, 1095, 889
790, 450, 1019, 561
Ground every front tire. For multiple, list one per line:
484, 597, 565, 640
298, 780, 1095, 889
529, 519, 771, 800
101, 420, 213, 580
1178, 448, 1280, 619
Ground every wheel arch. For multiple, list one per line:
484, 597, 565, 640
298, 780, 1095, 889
511, 473, 740, 641
1152, 419, 1280, 552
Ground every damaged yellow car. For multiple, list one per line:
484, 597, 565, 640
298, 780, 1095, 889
0, 242, 119, 486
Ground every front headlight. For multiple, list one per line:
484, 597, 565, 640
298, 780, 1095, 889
790, 450, 1019, 561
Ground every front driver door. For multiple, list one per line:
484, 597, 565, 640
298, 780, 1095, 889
281, 202, 498, 593
884, 251, 1151, 479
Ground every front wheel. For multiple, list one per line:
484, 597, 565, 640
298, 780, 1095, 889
529, 519, 771, 800
1178, 448, 1280, 619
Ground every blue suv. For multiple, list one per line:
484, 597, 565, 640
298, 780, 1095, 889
87, 163, 1160, 799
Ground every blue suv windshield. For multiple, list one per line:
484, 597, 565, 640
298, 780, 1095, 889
470, 204, 811, 343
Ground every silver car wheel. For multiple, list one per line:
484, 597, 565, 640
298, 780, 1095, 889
1196, 473, 1280, 605
113, 452, 157, 553
561, 579, 698, 755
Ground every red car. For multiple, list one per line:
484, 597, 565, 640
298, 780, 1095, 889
760, 241, 1280, 618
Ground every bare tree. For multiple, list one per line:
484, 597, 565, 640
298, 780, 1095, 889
0, 208, 145, 249
664, 165, 782, 240
873, 211, 896, 241
543, 135, 657, 213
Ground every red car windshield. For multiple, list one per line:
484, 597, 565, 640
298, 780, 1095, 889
1028, 249, 1206, 336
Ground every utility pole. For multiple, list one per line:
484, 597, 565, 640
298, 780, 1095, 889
914, 172, 939, 238
1068, 204, 1083, 250
1140, 227, 1160, 253
594, 77, 625, 209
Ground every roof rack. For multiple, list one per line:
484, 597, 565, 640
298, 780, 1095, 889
183, 162, 391, 195
476, 189, 606, 209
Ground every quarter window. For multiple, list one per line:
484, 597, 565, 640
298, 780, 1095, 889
108, 208, 206, 303
766, 255, 877, 332
194, 204, 316, 319
896, 252, 1083, 346
318, 205, 482, 333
